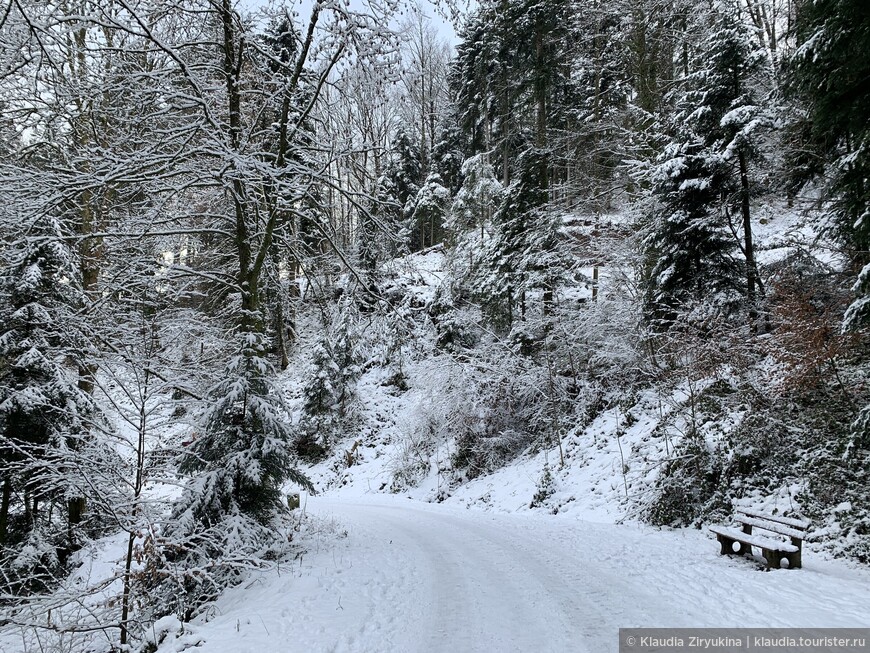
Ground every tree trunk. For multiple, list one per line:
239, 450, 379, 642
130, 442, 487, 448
592, 265, 599, 301
67, 497, 86, 551
220, 0, 262, 336
536, 28, 547, 149
502, 87, 510, 186
120, 365, 150, 646
0, 477, 10, 545
536, 24, 554, 314
739, 149, 758, 330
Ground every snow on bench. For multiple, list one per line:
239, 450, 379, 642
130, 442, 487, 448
737, 508, 811, 530
709, 526, 799, 554
734, 515, 805, 541
709, 509, 810, 569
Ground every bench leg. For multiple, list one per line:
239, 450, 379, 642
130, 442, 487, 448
789, 539, 803, 569
718, 535, 738, 555
761, 547, 802, 569
763, 548, 795, 569
718, 535, 755, 557
761, 548, 776, 568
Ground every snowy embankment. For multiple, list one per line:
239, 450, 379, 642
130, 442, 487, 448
4, 207, 860, 653
152, 496, 870, 653
305, 205, 827, 524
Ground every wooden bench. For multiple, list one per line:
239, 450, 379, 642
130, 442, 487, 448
710, 508, 810, 569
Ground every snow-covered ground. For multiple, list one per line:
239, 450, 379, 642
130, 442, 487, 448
4, 204, 862, 653
153, 495, 870, 653
190, 207, 867, 651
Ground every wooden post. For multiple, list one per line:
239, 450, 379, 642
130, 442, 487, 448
592, 266, 599, 301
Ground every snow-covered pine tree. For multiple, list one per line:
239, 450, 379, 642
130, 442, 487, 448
296, 340, 341, 460
698, 12, 770, 322
359, 174, 405, 278
450, 0, 516, 184
411, 173, 450, 250
643, 9, 769, 328
0, 216, 98, 590
474, 148, 567, 329
788, 0, 870, 272
390, 130, 425, 252
176, 334, 309, 523
449, 153, 502, 241
560, 0, 630, 210
376, 296, 414, 389
643, 140, 739, 328
430, 109, 467, 195
450, 9, 493, 156
165, 331, 312, 618
786, 0, 870, 508
296, 300, 363, 459
788, 0, 870, 337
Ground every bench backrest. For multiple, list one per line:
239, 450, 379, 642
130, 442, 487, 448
736, 508, 810, 531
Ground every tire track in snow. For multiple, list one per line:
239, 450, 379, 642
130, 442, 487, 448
321, 500, 609, 652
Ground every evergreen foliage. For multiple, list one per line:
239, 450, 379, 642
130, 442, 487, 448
787, 0, 870, 465
176, 335, 311, 528
788, 0, 870, 268
474, 148, 566, 327
0, 217, 98, 588
411, 173, 451, 250
390, 131, 425, 252
297, 302, 363, 459
643, 10, 769, 327
644, 140, 740, 326
448, 153, 502, 238
360, 175, 406, 275
162, 333, 312, 619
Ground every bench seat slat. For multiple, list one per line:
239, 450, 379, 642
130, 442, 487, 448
736, 508, 810, 530
734, 515, 806, 540
709, 526, 799, 553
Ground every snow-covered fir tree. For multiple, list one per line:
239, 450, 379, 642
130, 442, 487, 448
411, 173, 451, 250
0, 217, 97, 590
474, 148, 568, 328
449, 153, 502, 239
297, 300, 363, 459
164, 332, 312, 619
642, 8, 770, 328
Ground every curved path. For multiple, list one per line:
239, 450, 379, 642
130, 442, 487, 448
196, 496, 870, 653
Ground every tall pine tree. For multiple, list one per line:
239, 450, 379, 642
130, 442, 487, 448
788, 0, 870, 271
644, 9, 768, 328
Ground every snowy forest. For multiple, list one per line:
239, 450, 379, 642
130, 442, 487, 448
0, 0, 869, 650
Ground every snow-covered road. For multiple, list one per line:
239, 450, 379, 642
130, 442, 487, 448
191, 497, 870, 653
